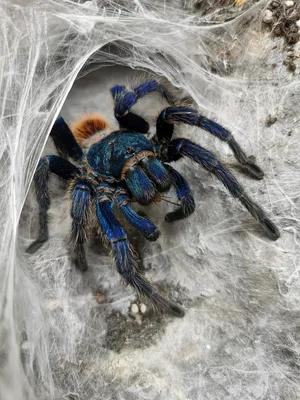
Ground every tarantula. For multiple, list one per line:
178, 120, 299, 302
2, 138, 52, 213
27, 79, 280, 317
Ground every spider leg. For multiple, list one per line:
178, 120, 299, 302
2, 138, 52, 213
165, 138, 280, 240
163, 164, 195, 222
115, 190, 160, 241
140, 157, 171, 192
156, 106, 264, 180
111, 80, 159, 133
124, 158, 171, 205
96, 195, 184, 317
26, 155, 80, 254
70, 182, 92, 271
125, 166, 157, 205
50, 117, 83, 161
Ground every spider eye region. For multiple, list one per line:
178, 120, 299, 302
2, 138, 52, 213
126, 147, 136, 154
87, 131, 155, 178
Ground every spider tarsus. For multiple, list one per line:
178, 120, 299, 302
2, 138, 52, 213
151, 295, 185, 318
261, 218, 280, 241
165, 301, 185, 318
26, 239, 47, 254
146, 229, 161, 241
240, 193, 280, 240
131, 274, 184, 318
164, 198, 195, 223
74, 259, 88, 271
165, 212, 180, 222
73, 247, 89, 271
228, 137, 264, 179
243, 162, 264, 180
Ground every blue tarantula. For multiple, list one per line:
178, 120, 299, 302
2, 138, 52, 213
27, 79, 280, 317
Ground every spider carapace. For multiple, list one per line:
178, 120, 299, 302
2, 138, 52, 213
27, 79, 280, 317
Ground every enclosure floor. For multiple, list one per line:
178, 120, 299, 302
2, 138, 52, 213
23, 58, 300, 399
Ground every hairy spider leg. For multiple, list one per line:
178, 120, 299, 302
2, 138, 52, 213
115, 191, 160, 241
163, 164, 195, 222
50, 117, 83, 161
132, 79, 195, 106
111, 81, 264, 180
26, 155, 80, 254
111, 80, 159, 133
139, 157, 171, 192
124, 160, 171, 205
156, 106, 264, 180
125, 166, 157, 205
70, 182, 92, 271
96, 194, 184, 317
166, 138, 280, 240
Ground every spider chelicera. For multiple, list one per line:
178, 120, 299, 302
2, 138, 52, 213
27, 79, 280, 317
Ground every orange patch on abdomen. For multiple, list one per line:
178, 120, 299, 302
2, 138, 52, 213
71, 114, 109, 144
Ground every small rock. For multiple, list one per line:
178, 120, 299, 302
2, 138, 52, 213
284, 1, 294, 7
266, 115, 277, 127
96, 293, 105, 304
273, 25, 283, 36
270, 1, 279, 8
263, 10, 273, 24
235, 0, 246, 7
286, 59, 296, 72
296, 20, 300, 28
131, 303, 139, 315
290, 26, 298, 34
47, 300, 57, 310
140, 303, 147, 314
290, 9, 298, 19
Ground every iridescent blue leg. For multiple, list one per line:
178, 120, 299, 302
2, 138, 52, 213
163, 164, 195, 222
111, 80, 159, 133
71, 182, 92, 271
166, 138, 280, 240
140, 158, 171, 192
125, 166, 156, 205
156, 106, 264, 180
50, 117, 83, 161
115, 191, 160, 241
26, 156, 80, 254
96, 195, 184, 317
